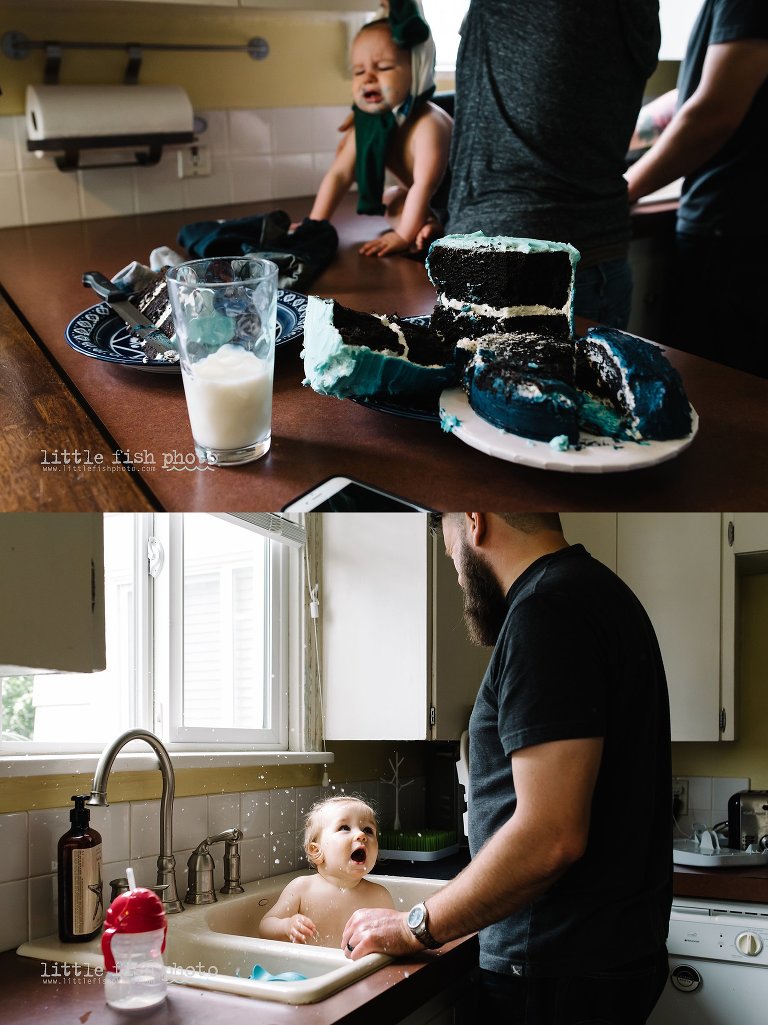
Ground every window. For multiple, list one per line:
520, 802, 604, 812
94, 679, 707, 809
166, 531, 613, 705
422, 0, 469, 72
0, 513, 305, 753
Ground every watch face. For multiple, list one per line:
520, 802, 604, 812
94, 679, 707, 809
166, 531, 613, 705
408, 904, 425, 929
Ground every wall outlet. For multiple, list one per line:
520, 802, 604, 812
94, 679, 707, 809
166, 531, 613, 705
672, 778, 689, 817
178, 145, 212, 178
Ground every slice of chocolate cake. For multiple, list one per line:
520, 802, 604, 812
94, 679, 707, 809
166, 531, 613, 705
575, 327, 693, 441
301, 296, 458, 400
135, 269, 175, 340
464, 347, 581, 445
426, 233, 580, 347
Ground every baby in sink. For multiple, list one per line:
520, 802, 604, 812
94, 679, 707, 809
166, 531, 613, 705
259, 796, 394, 947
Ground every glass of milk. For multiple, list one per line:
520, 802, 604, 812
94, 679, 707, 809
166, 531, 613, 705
166, 257, 278, 465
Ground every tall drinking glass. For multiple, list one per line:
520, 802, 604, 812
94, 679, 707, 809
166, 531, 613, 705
166, 257, 278, 466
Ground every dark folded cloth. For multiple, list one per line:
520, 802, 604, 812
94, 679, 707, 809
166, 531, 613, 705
177, 211, 338, 291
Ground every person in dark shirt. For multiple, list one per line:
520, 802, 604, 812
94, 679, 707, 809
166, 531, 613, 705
446, 0, 660, 329
626, 0, 768, 376
342, 513, 672, 1025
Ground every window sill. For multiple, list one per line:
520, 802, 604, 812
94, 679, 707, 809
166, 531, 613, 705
0, 750, 334, 778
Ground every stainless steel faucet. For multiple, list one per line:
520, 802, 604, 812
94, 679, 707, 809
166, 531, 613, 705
87, 728, 184, 914
185, 828, 244, 905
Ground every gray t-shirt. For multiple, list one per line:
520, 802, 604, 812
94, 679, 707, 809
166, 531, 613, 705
468, 545, 672, 977
448, 0, 660, 261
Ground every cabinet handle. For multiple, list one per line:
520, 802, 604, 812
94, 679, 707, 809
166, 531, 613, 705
728, 521, 735, 547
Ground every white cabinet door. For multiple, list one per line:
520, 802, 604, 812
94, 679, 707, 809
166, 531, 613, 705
616, 513, 734, 742
730, 514, 768, 555
0, 513, 105, 674
322, 513, 430, 740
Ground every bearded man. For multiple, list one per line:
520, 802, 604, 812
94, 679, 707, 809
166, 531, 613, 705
342, 513, 672, 1025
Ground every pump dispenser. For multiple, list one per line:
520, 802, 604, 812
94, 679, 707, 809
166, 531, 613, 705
57, 795, 104, 942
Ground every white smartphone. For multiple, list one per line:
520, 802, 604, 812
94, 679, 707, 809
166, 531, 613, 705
281, 476, 433, 513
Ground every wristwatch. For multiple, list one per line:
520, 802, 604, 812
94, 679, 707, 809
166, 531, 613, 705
407, 901, 440, 949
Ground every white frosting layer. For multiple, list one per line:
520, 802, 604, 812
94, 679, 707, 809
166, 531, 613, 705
438, 293, 568, 319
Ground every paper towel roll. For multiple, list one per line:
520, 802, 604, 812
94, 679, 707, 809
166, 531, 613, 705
26, 84, 194, 142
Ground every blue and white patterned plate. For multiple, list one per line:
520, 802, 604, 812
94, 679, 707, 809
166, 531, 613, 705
65, 289, 308, 374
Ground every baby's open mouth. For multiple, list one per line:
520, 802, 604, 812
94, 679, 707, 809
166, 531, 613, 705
351, 848, 367, 864
363, 90, 382, 103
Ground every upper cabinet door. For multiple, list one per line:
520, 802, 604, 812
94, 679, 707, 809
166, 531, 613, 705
616, 513, 734, 742
729, 514, 768, 556
0, 513, 105, 674
322, 513, 430, 740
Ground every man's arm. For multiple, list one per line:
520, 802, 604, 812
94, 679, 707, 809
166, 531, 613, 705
629, 90, 678, 151
626, 39, 768, 204
341, 735, 603, 957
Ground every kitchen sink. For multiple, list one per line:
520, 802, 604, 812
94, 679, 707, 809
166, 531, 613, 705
17, 871, 446, 1004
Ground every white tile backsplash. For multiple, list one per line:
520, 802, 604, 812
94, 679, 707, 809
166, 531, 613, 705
130, 800, 161, 860
0, 813, 28, 882
88, 803, 130, 866
28, 874, 57, 941
28, 807, 69, 877
241, 791, 271, 838
269, 788, 297, 835
0, 880, 28, 953
240, 836, 269, 883
207, 793, 241, 838
172, 796, 209, 852
0, 103, 345, 228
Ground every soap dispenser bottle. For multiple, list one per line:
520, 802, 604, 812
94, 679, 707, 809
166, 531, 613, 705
57, 795, 104, 942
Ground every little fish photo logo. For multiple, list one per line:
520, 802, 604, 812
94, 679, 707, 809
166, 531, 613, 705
40, 961, 104, 985
39, 448, 214, 473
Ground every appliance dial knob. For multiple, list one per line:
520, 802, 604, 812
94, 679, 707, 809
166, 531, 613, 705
670, 965, 701, 992
736, 931, 763, 956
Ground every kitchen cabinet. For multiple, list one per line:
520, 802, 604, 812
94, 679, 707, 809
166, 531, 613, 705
564, 513, 736, 742
322, 513, 487, 741
0, 513, 105, 674
728, 513, 768, 556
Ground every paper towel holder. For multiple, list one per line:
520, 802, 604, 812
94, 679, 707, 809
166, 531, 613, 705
28, 134, 195, 173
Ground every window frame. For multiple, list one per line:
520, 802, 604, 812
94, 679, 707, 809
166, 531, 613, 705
0, 513, 301, 757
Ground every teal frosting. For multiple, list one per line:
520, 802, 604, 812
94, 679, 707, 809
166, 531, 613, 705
427, 232, 581, 269
301, 296, 455, 399
439, 410, 462, 433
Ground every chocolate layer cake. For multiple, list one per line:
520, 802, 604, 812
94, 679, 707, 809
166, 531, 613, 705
575, 327, 692, 441
135, 270, 175, 340
301, 296, 457, 399
426, 233, 580, 347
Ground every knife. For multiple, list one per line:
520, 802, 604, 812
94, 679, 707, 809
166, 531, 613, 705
82, 270, 179, 365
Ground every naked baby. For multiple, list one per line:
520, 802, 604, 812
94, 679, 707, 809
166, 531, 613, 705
259, 796, 394, 948
307, 1, 451, 258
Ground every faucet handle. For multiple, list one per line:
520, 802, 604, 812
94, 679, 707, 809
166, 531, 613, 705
207, 827, 242, 846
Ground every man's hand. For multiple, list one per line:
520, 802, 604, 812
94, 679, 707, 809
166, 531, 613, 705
341, 908, 423, 960
359, 230, 412, 257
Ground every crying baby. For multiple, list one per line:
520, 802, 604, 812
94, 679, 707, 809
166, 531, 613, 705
259, 796, 394, 948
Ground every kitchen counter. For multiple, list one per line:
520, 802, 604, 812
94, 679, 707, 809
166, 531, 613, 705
2, 193, 767, 511
0, 933, 478, 1025
673, 863, 768, 905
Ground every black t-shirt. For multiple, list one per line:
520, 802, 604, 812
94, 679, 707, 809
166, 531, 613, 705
468, 545, 672, 977
676, 0, 768, 237
447, 0, 660, 259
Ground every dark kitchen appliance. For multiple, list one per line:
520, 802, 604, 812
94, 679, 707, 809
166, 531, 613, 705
727, 790, 768, 850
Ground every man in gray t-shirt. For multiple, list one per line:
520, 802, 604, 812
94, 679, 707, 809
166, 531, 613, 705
448, 0, 660, 329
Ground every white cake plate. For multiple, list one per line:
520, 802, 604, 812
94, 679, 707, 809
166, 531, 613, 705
439, 388, 699, 474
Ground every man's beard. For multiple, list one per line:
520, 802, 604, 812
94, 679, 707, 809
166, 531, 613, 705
458, 537, 507, 647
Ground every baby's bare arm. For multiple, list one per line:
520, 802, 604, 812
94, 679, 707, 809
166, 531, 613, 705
258, 880, 318, 943
360, 109, 451, 257
309, 133, 356, 222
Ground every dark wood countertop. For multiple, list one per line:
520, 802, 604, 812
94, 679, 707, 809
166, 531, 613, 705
673, 863, 768, 905
1, 933, 478, 1025
2, 193, 767, 511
